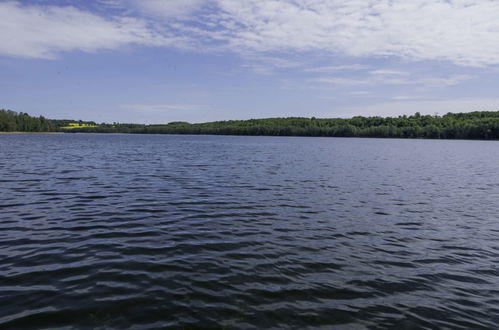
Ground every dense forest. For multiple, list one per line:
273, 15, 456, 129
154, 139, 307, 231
64, 111, 499, 140
3, 108, 499, 140
0, 110, 53, 132
0, 109, 97, 132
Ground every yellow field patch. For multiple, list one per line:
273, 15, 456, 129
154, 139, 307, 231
61, 123, 98, 129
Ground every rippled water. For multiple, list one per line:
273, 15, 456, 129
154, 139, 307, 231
1, 134, 499, 329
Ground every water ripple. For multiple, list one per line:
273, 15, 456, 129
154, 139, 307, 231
1, 134, 499, 329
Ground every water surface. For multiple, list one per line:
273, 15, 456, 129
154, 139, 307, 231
1, 134, 498, 329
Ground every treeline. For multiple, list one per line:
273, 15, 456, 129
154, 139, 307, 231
0, 109, 96, 132
68, 111, 499, 140
0, 109, 53, 132
4, 108, 499, 140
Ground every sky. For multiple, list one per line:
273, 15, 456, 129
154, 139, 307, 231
1, 0, 499, 124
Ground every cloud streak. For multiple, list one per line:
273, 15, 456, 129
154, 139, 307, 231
130, 0, 207, 18
121, 104, 212, 112
306, 65, 370, 73
310, 74, 474, 88
0, 1, 169, 59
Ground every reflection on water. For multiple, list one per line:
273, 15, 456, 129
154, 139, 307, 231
1, 134, 498, 329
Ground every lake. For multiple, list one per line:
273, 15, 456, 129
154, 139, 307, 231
1, 134, 498, 329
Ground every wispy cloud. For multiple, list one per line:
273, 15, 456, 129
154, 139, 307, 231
391, 95, 428, 101
130, 0, 208, 18
349, 91, 373, 96
243, 64, 274, 75
149, 0, 499, 67
0, 1, 171, 59
310, 77, 368, 86
5, 0, 499, 67
97, 0, 124, 9
369, 70, 408, 76
241, 55, 303, 75
121, 104, 212, 112
208, 0, 499, 67
310, 73, 474, 88
417, 74, 475, 87
306, 65, 370, 73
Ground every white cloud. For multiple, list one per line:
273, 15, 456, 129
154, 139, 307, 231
5, 0, 499, 67
175, 0, 499, 67
0, 1, 169, 59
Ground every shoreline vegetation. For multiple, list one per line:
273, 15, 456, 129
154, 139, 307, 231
0, 131, 64, 134
2, 109, 499, 140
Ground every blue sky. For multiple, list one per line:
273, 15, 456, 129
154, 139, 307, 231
1, 0, 499, 123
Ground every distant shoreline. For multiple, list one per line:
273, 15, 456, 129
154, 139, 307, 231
3, 109, 499, 140
0, 132, 65, 135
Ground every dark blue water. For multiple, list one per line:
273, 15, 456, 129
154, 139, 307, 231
1, 134, 498, 329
